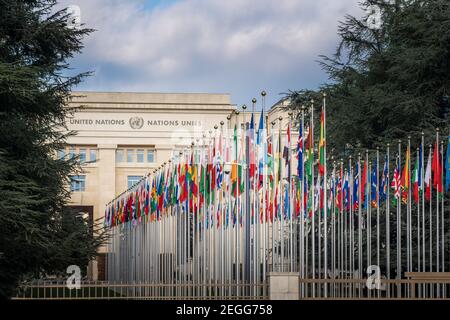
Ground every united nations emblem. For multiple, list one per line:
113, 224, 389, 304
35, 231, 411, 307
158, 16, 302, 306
129, 116, 144, 129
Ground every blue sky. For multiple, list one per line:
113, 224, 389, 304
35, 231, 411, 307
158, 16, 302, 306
58, 0, 363, 108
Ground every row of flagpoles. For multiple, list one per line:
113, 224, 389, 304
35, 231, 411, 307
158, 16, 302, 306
104, 92, 450, 298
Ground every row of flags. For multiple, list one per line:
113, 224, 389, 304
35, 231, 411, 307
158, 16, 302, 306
105, 94, 450, 299
104, 103, 450, 229
325, 140, 446, 218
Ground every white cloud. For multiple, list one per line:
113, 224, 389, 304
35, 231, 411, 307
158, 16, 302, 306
58, 0, 363, 105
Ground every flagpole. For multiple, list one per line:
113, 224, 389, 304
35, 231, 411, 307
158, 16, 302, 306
340, 160, 344, 296
300, 106, 305, 297
251, 98, 257, 297
376, 147, 380, 298
236, 109, 242, 296
226, 118, 232, 295
219, 124, 223, 296
289, 111, 294, 273
349, 155, 354, 297
276, 119, 281, 273
436, 129, 440, 272
244, 103, 251, 296
331, 159, 336, 296
322, 92, 328, 297
421, 133, 425, 297
440, 139, 445, 299
199, 138, 204, 296
209, 129, 215, 296
357, 153, 362, 297
407, 139, 412, 282
310, 99, 316, 297
267, 120, 273, 273
366, 150, 371, 295
261, 90, 267, 293
318, 156, 322, 295
190, 143, 195, 297
416, 147, 421, 280
397, 140, 402, 292
278, 115, 284, 273
428, 144, 433, 279
197, 139, 202, 296
202, 134, 207, 296
435, 129, 440, 298
407, 136, 412, 282
227, 123, 231, 296
440, 139, 444, 274
192, 142, 197, 296
336, 161, 341, 293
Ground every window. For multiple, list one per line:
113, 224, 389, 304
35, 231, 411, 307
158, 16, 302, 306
117, 147, 155, 164
79, 148, 86, 163
147, 150, 155, 163
69, 146, 75, 160
116, 149, 124, 163
127, 176, 142, 188
57, 149, 65, 160
127, 149, 134, 163
70, 175, 86, 192
137, 149, 144, 163
89, 149, 97, 162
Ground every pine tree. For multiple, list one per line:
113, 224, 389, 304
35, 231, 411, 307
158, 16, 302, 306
287, 0, 450, 278
0, 0, 106, 299
286, 0, 450, 157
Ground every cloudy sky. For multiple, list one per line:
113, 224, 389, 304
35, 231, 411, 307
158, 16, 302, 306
58, 0, 363, 107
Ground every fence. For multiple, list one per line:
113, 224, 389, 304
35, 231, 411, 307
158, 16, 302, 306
298, 277, 450, 299
12, 280, 268, 300
13, 276, 450, 300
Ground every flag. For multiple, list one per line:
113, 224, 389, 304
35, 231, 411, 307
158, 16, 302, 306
257, 109, 265, 189
413, 155, 419, 204
249, 113, 256, 179
305, 125, 314, 216
283, 184, 289, 219
371, 162, 378, 208
314, 176, 321, 213
335, 167, 343, 211
391, 157, 401, 201
283, 124, 291, 167
361, 161, 367, 208
418, 144, 423, 193
327, 177, 334, 215
353, 163, 359, 210
318, 110, 325, 175
425, 150, 432, 201
446, 136, 450, 192
379, 156, 388, 202
267, 136, 274, 189
257, 108, 264, 145
215, 135, 223, 190
432, 142, 443, 193
145, 179, 150, 216
343, 170, 350, 211
297, 122, 303, 181
104, 206, 109, 227
190, 162, 198, 198
305, 126, 313, 181
231, 125, 238, 196
401, 146, 410, 203
304, 177, 311, 218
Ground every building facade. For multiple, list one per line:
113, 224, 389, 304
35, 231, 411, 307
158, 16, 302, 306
64, 91, 293, 279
